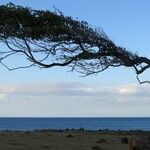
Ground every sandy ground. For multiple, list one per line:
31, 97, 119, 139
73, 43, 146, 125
0, 129, 150, 150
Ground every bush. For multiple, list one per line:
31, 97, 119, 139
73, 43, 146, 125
121, 137, 128, 144
66, 134, 74, 138
96, 138, 106, 143
92, 146, 102, 150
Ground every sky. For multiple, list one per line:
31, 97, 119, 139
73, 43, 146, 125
0, 0, 149, 117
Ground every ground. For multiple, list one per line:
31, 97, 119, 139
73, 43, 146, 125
0, 129, 149, 150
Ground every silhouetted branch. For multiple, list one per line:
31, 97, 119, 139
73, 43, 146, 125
0, 3, 149, 83
136, 75, 150, 84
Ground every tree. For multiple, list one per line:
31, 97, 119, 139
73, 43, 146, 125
0, 3, 149, 84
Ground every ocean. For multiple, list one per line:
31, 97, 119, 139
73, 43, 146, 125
0, 117, 150, 131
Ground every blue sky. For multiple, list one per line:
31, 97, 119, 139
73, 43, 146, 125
0, 0, 149, 117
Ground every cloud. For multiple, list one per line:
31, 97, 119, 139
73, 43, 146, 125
0, 93, 7, 100
0, 82, 149, 117
0, 82, 150, 101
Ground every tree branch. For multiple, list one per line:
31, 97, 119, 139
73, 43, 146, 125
0, 3, 149, 84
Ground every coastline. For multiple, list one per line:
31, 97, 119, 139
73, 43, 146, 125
0, 129, 150, 150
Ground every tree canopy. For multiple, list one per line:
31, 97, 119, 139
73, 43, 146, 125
0, 3, 149, 83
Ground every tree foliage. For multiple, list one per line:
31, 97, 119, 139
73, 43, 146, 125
0, 3, 149, 83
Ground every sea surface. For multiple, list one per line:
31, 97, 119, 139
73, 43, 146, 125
0, 117, 150, 131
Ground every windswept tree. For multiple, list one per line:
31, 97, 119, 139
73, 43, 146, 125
0, 3, 149, 83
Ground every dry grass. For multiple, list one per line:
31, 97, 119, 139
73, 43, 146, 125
0, 130, 149, 150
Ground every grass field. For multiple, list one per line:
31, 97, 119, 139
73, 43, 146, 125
0, 129, 149, 150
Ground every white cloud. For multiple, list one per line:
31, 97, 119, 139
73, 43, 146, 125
117, 84, 138, 95
0, 93, 7, 100
0, 82, 150, 117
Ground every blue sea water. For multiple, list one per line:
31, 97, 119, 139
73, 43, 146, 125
0, 117, 150, 131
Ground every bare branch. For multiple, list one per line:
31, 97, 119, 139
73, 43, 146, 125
0, 3, 149, 84
136, 75, 150, 84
